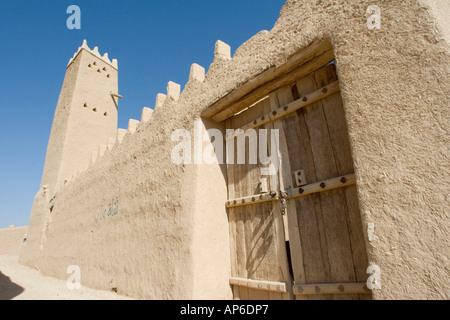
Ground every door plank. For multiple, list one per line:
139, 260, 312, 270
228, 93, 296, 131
231, 115, 250, 300
268, 89, 299, 300
244, 134, 259, 300
244, 102, 269, 300
293, 74, 333, 300
314, 65, 370, 299
247, 100, 269, 300
303, 66, 357, 299
260, 98, 279, 300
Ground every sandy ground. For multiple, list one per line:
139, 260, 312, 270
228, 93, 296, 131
0, 255, 134, 300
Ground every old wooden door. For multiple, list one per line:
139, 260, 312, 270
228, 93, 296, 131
225, 63, 371, 300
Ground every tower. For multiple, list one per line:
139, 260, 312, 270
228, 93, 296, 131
40, 40, 119, 195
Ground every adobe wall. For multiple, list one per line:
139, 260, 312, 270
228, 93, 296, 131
20, 0, 449, 299
0, 226, 28, 256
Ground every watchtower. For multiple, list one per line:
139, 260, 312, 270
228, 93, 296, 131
40, 40, 119, 195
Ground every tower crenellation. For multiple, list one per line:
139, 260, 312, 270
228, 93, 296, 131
67, 40, 118, 70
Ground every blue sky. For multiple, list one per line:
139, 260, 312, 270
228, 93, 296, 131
0, 0, 286, 228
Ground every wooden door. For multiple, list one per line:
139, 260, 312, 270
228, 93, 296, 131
225, 63, 371, 300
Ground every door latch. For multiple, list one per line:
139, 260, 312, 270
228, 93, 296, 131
279, 191, 288, 215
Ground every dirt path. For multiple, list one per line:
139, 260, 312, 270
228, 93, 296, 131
0, 255, 134, 300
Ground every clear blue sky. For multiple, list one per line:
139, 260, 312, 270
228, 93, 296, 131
0, 0, 286, 228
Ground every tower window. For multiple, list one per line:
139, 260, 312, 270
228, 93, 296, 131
104, 112, 108, 116
93, 62, 97, 66
103, 67, 107, 71
107, 74, 110, 78
93, 108, 97, 112
84, 103, 87, 108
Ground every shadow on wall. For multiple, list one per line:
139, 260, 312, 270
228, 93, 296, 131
0, 272, 24, 300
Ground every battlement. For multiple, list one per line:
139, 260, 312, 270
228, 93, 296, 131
67, 39, 118, 70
